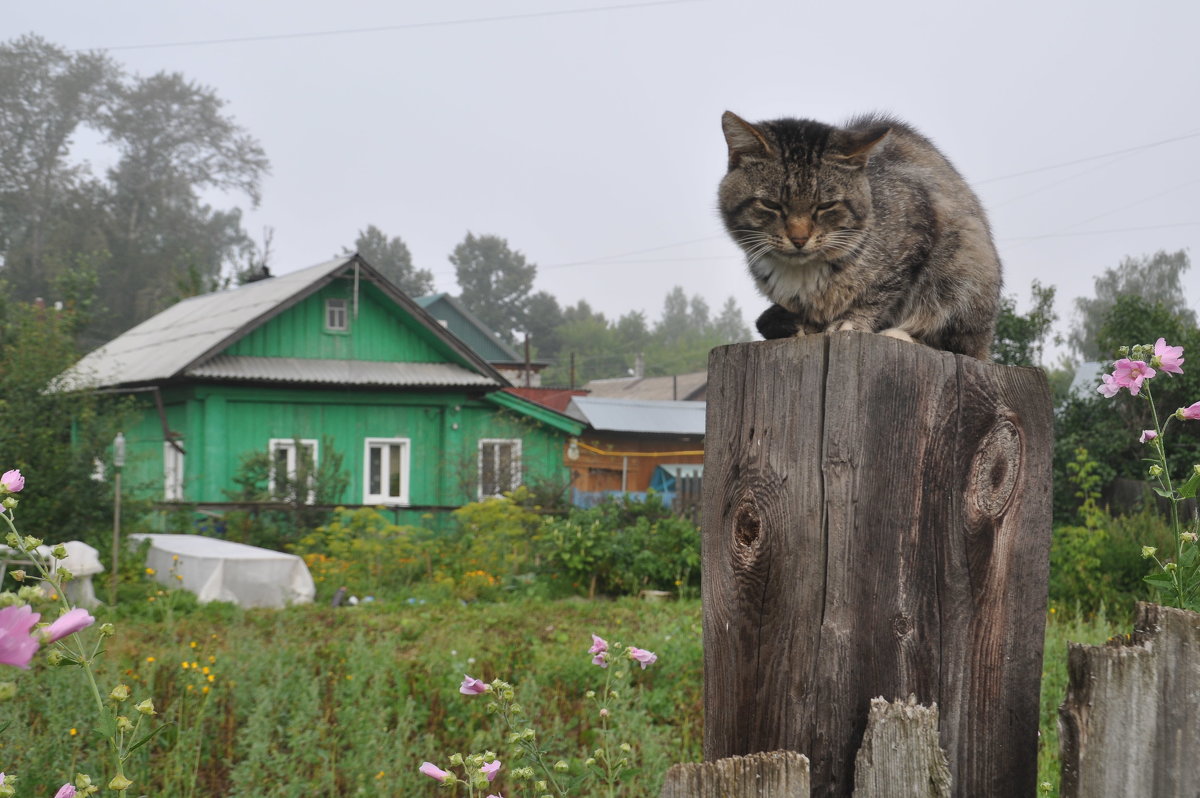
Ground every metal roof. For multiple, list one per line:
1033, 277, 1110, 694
187, 355, 496, 387
565, 396, 706, 436
415, 293, 524, 363
54, 256, 505, 391
584, 371, 708, 401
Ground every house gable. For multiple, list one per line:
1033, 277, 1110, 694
224, 280, 449, 364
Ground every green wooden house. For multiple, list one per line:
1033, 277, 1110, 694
56, 255, 582, 516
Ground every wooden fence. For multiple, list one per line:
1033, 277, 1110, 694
693, 332, 1053, 797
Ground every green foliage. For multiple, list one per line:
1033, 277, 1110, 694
216, 436, 348, 549
450, 232, 538, 344
992, 280, 1057, 366
343, 224, 434, 296
451, 485, 544, 580
1070, 249, 1195, 360
292, 506, 439, 598
0, 299, 137, 546
540, 494, 700, 598
0, 597, 704, 795
0, 34, 269, 348
1048, 449, 1174, 618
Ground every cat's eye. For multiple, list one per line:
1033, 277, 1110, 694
756, 198, 784, 213
816, 200, 840, 213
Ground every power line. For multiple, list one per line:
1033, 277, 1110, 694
976, 130, 1200, 185
1001, 221, 1200, 243
80, 0, 705, 52
541, 235, 727, 270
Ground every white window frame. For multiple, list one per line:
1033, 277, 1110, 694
363, 437, 411, 506
478, 438, 522, 499
268, 438, 319, 504
325, 298, 348, 331
163, 441, 185, 501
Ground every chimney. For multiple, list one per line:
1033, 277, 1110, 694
634, 352, 645, 379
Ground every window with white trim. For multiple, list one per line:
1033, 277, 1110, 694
479, 439, 522, 498
163, 441, 185, 501
363, 438, 411, 505
268, 438, 319, 503
325, 298, 348, 331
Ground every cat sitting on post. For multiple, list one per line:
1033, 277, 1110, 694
717, 111, 1002, 360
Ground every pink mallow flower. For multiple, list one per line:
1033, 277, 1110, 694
459, 675, 490, 695
481, 760, 501, 782
54, 783, 77, 798
1178, 401, 1200, 421
628, 646, 658, 669
1112, 359, 1156, 396
1154, 338, 1185, 375
419, 762, 453, 783
589, 633, 608, 667
1097, 373, 1121, 398
0, 605, 40, 669
1140, 430, 1158, 444
0, 470, 23, 493
41, 608, 95, 643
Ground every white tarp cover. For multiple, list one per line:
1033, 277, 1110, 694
131, 534, 314, 609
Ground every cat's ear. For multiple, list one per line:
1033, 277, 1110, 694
828, 125, 891, 168
722, 111, 774, 166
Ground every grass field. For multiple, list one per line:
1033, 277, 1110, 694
0, 597, 1122, 796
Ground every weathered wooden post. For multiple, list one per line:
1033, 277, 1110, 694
702, 332, 1053, 797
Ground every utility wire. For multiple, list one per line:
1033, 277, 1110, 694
82, 0, 705, 52
977, 130, 1200, 185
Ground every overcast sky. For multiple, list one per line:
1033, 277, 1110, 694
10, 0, 1200, 365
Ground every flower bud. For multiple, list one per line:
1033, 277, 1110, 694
619, 742, 632, 753
1166, 562, 1178, 571
1142, 546, 1158, 558
554, 760, 569, 772
51, 545, 67, 560
57, 567, 73, 582
2, 497, 17, 510
3, 533, 16, 547
22, 536, 41, 550
107, 775, 132, 791
585, 757, 596, 767
136, 699, 156, 716
109, 684, 131, 702
536, 780, 547, 791
73, 773, 94, 790
16, 586, 39, 603
46, 649, 64, 666
448, 753, 464, 767
1181, 532, 1199, 544
99, 623, 115, 637
585, 689, 596, 699
1149, 465, 1164, 477
0, 781, 14, 798
9, 570, 24, 583
0, 682, 17, 701
116, 715, 134, 733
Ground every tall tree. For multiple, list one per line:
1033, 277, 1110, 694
524, 290, 564, 360
1070, 250, 1195, 360
0, 35, 116, 305
992, 280, 1058, 366
343, 224, 434, 296
0, 35, 269, 348
449, 232, 537, 344
711, 296, 752, 344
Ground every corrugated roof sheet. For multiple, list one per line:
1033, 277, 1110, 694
584, 371, 708, 401
565, 396, 706, 435
187, 355, 497, 387
56, 257, 357, 390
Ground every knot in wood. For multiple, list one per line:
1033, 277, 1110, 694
733, 501, 762, 549
966, 417, 1021, 521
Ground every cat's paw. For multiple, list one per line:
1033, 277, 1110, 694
827, 320, 861, 333
879, 327, 915, 343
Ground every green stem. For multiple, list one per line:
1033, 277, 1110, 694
1144, 385, 1186, 607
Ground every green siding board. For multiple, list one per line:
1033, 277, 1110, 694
119, 383, 569, 509
223, 284, 451, 363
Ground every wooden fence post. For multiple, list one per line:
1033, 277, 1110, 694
701, 332, 1053, 798
661, 750, 811, 797
1058, 602, 1200, 797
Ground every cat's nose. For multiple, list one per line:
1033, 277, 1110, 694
788, 233, 809, 248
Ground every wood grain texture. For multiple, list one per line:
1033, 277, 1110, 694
853, 697, 951, 798
702, 332, 1053, 798
661, 750, 811, 797
1058, 602, 1200, 798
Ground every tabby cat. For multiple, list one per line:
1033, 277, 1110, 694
718, 111, 1002, 359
